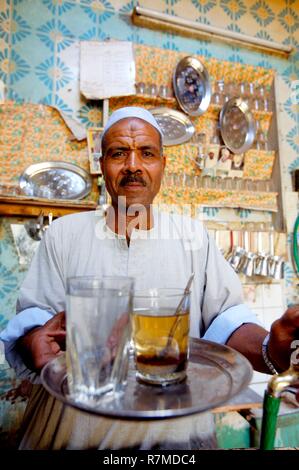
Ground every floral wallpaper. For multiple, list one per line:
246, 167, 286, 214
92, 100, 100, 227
0, 0, 298, 447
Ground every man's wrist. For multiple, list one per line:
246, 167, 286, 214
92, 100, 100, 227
262, 333, 278, 375
16, 326, 42, 370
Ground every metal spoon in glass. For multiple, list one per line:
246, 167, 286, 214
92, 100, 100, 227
159, 272, 195, 359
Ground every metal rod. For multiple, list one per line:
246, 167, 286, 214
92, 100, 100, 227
132, 6, 293, 56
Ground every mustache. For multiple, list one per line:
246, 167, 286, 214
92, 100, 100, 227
120, 175, 147, 187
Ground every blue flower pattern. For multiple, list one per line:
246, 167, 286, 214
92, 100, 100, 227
37, 19, 75, 52
220, 0, 247, 21
250, 1, 275, 28
77, 102, 103, 127
278, 7, 299, 35
191, 0, 216, 15
80, 0, 115, 24
36, 56, 73, 91
284, 98, 298, 121
0, 49, 30, 84
42, 93, 73, 114
203, 207, 220, 217
0, 9, 31, 45
42, 0, 75, 16
288, 158, 299, 173
286, 127, 299, 154
0, 265, 18, 301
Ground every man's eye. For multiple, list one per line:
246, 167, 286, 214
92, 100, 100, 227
143, 151, 154, 158
111, 151, 125, 158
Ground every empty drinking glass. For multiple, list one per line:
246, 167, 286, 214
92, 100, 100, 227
66, 276, 134, 403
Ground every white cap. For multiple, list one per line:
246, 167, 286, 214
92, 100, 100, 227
101, 107, 163, 144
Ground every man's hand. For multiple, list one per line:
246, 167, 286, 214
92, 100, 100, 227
17, 311, 66, 371
268, 305, 299, 372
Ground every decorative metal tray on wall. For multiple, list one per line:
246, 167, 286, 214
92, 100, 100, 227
41, 338, 252, 420
150, 107, 195, 146
220, 97, 256, 154
173, 56, 211, 117
19, 162, 92, 200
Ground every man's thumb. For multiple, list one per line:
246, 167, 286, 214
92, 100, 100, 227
45, 311, 66, 331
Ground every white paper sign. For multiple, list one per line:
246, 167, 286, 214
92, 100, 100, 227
80, 41, 135, 99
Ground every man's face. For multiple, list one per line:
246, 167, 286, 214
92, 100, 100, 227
100, 118, 165, 208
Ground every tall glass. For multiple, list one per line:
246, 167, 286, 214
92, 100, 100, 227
131, 288, 190, 386
66, 276, 134, 403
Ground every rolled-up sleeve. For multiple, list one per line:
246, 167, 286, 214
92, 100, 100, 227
0, 307, 53, 383
0, 219, 66, 383
200, 233, 258, 340
203, 303, 261, 344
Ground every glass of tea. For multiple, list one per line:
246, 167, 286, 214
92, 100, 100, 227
131, 288, 190, 386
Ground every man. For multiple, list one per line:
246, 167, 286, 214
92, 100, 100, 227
1, 107, 298, 449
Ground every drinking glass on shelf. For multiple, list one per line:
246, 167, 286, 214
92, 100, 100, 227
248, 82, 255, 98
165, 86, 174, 99
225, 82, 236, 98
242, 178, 252, 191
215, 79, 225, 94
262, 98, 273, 112
256, 180, 267, 192
239, 82, 246, 96
223, 177, 232, 191
159, 85, 168, 99
212, 80, 225, 105
211, 91, 222, 106
231, 177, 239, 191
146, 83, 158, 97
250, 180, 258, 192
136, 82, 146, 94
257, 86, 266, 99
201, 174, 212, 189
214, 175, 222, 189
256, 130, 269, 151
264, 180, 274, 192
252, 98, 261, 111
197, 132, 207, 145
210, 124, 221, 145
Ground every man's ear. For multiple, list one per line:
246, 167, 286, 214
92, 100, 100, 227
162, 155, 166, 171
100, 156, 104, 175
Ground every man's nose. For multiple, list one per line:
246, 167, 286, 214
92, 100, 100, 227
123, 150, 142, 172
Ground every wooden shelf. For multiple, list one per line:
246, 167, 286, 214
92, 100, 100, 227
0, 195, 97, 218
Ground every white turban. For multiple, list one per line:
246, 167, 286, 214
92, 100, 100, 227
101, 107, 163, 144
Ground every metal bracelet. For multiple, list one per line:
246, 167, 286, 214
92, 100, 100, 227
262, 333, 278, 375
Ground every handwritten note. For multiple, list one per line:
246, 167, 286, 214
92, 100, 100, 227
80, 41, 135, 99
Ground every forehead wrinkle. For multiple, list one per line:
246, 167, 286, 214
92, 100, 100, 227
102, 117, 162, 156
106, 118, 160, 139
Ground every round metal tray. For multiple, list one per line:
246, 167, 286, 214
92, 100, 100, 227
150, 107, 195, 146
41, 338, 252, 420
19, 162, 92, 200
220, 97, 256, 154
173, 56, 211, 117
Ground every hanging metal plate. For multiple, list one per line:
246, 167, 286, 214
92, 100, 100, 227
150, 107, 195, 146
19, 161, 92, 200
220, 97, 256, 154
173, 56, 211, 117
